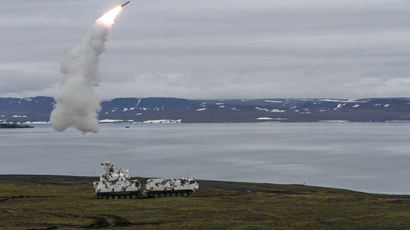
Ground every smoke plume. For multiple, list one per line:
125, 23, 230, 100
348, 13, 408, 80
50, 6, 122, 133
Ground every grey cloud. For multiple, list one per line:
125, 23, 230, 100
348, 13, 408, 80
0, 62, 59, 94
2, 0, 410, 99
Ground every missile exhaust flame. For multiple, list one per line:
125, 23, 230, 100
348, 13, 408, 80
97, 6, 122, 26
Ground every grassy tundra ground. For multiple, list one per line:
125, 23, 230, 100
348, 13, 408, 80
0, 175, 409, 229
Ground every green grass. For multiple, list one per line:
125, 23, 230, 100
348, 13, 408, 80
0, 176, 409, 229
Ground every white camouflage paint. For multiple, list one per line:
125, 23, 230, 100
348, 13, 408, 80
93, 162, 140, 195
93, 162, 199, 199
145, 178, 199, 192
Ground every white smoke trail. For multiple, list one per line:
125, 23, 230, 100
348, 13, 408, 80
50, 6, 122, 133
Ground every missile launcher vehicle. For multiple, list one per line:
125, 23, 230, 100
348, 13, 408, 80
93, 162, 199, 199
93, 162, 141, 199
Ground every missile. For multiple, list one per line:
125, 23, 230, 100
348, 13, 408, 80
121, 1, 130, 7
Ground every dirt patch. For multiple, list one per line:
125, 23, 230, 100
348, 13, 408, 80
0, 195, 30, 203
84, 216, 110, 228
84, 214, 134, 228
28, 227, 58, 230
134, 221, 162, 226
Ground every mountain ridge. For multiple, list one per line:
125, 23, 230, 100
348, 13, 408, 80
1, 96, 410, 123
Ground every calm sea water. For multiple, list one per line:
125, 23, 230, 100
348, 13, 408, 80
1, 122, 409, 194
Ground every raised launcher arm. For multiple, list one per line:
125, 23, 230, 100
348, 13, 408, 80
100, 162, 130, 182
101, 162, 114, 173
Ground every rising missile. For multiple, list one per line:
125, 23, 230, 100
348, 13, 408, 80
121, 1, 130, 7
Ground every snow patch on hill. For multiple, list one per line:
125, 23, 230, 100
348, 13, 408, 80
271, 109, 285, 113
142, 119, 181, 124
257, 117, 273, 120
99, 119, 123, 123
24, 121, 51, 124
257, 117, 287, 121
265, 100, 283, 103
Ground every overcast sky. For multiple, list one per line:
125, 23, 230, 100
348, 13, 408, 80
1, 0, 410, 99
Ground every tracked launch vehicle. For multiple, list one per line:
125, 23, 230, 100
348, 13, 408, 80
93, 162, 199, 199
93, 162, 141, 199
145, 178, 199, 198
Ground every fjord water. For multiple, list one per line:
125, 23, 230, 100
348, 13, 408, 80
1, 122, 409, 194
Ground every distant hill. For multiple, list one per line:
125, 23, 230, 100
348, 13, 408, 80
1, 96, 410, 123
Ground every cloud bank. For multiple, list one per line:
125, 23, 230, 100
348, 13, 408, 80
1, 0, 410, 99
